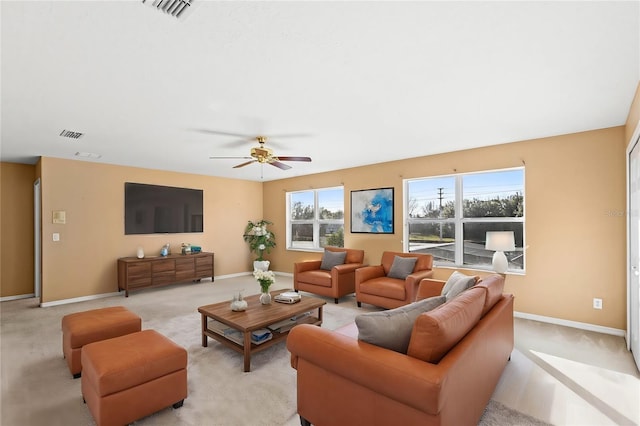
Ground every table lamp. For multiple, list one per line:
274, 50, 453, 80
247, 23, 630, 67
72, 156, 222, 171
485, 231, 515, 273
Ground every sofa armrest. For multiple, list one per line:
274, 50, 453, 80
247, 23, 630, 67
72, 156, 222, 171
355, 265, 385, 283
333, 263, 365, 275
287, 324, 445, 415
416, 278, 446, 300
294, 260, 322, 273
404, 269, 434, 302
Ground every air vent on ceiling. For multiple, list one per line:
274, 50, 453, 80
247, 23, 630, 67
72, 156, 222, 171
59, 129, 84, 139
142, 0, 193, 18
75, 152, 102, 159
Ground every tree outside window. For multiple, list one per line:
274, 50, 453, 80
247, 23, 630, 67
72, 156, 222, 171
406, 168, 524, 272
288, 187, 344, 250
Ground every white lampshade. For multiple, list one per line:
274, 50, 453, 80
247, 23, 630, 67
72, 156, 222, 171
485, 231, 515, 273
485, 231, 515, 252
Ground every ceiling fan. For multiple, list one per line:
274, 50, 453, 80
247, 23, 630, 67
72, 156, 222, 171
208, 135, 312, 170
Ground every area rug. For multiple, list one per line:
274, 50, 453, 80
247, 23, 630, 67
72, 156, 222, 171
479, 400, 553, 426
0, 275, 552, 426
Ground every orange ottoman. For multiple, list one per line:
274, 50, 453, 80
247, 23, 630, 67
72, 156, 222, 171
62, 306, 141, 378
81, 329, 188, 426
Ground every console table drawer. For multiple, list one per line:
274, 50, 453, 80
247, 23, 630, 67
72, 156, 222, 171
175, 257, 196, 281
195, 254, 214, 277
126, 263, 151, 287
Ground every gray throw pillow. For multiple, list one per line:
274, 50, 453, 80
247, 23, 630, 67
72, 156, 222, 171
387, 256, 418, 279
320, 250, 347, 270
355, 295, 446, 353
441, 271, 476, 301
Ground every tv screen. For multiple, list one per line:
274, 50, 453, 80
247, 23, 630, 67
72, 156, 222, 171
124, 182, 203, 234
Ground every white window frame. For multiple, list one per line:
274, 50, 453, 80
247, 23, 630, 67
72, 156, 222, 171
286, 186, 344, 252
404, 167, 525, 272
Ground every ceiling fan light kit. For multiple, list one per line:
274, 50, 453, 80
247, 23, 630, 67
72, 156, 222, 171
208, 135, 312, 171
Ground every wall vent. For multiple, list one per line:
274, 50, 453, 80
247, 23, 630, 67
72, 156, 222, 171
142, 0, 193, 18
59, 129, 84, 139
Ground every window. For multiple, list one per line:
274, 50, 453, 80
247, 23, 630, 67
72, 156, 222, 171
405, 168, 524, 272
287, 186, 344, 250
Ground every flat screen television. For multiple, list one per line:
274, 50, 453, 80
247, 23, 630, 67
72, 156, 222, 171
124, 182, 203, 234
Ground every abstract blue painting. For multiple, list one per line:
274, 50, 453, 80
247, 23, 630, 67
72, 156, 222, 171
350, 188, 394, 233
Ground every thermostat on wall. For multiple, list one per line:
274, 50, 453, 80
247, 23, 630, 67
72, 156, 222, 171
52, 210, 66, 224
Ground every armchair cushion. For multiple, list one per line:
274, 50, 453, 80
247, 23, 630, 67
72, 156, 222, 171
387, 256, 418, 280
355, 295, 446, 353
320, 249, 347, 270
441, 271, 477, 301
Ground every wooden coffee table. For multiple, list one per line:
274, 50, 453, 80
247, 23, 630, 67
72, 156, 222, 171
198, 289, 326, 372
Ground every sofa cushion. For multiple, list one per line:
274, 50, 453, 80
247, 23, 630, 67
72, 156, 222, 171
387, 256, 418, 279
440, 271, 477, 301
475, 274, 505, 316
355, 295, 446, 353
320, 249, 347, 270
297, 269, 332, 287
358, 277, 407, 300
407, 287, 485, 363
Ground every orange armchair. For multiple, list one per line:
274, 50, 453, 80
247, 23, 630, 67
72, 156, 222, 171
294, 247, 365, 303
355, 251, 434, 309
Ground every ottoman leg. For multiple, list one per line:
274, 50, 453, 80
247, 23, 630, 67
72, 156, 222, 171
172, 400, 184, 409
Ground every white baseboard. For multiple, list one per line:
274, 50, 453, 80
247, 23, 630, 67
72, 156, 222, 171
40, 291, 121, 307
515, 311, 626, 337
0, 293, 35, 302
36, 273, 288, 307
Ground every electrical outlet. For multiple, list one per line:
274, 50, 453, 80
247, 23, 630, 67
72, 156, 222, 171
593, 298, 603, 310
52, 233, 60, 242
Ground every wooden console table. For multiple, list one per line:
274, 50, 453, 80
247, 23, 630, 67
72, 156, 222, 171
117, 252, 214, 297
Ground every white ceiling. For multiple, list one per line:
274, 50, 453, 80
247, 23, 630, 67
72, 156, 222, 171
1, 1, 639, 182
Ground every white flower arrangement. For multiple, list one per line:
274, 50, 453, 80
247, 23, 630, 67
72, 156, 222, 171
253, 269, 276, 292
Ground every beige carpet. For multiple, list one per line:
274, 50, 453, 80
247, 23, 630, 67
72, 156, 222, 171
0, 275, 550, 426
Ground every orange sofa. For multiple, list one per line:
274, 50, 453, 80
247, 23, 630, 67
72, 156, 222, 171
294, 247, 365, 303
287, 274, 513, 426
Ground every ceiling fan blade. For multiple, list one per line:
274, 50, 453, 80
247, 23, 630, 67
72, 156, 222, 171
267, 133, 313, 139
269, 161, 292, 170
193, 129, 253, 138
233, 160, 258, 169
276, 156, 312, 162
209, 156, 252, 160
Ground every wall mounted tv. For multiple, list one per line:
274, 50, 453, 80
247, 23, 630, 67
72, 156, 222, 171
124, 182, 204, 235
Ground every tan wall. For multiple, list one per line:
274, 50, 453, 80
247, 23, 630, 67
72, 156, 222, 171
38, 158, 262, 303
0, 162, 36, 297
626, 82, 640, 145
0, 124, 630, 330
266, 127, 627, 329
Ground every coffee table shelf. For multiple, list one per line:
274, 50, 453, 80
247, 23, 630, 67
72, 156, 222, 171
198, 289, 326, 372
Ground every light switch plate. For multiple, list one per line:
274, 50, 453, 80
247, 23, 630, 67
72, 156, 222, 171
53, 233, 60, 242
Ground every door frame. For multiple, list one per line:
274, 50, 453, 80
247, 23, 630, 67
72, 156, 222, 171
34, 178, 41, 300
626, 122, 640, 369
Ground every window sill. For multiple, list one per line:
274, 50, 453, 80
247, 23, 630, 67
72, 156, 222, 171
434, 264, 525, 276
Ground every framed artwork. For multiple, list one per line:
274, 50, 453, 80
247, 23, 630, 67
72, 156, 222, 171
350, 187, 394, 234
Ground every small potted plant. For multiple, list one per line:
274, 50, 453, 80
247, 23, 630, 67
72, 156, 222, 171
243, 219, 276, 271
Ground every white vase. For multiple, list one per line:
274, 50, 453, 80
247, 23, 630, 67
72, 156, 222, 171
259, 291, 272, 305
136, 247, 144, 259
253, 260, 270, 271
